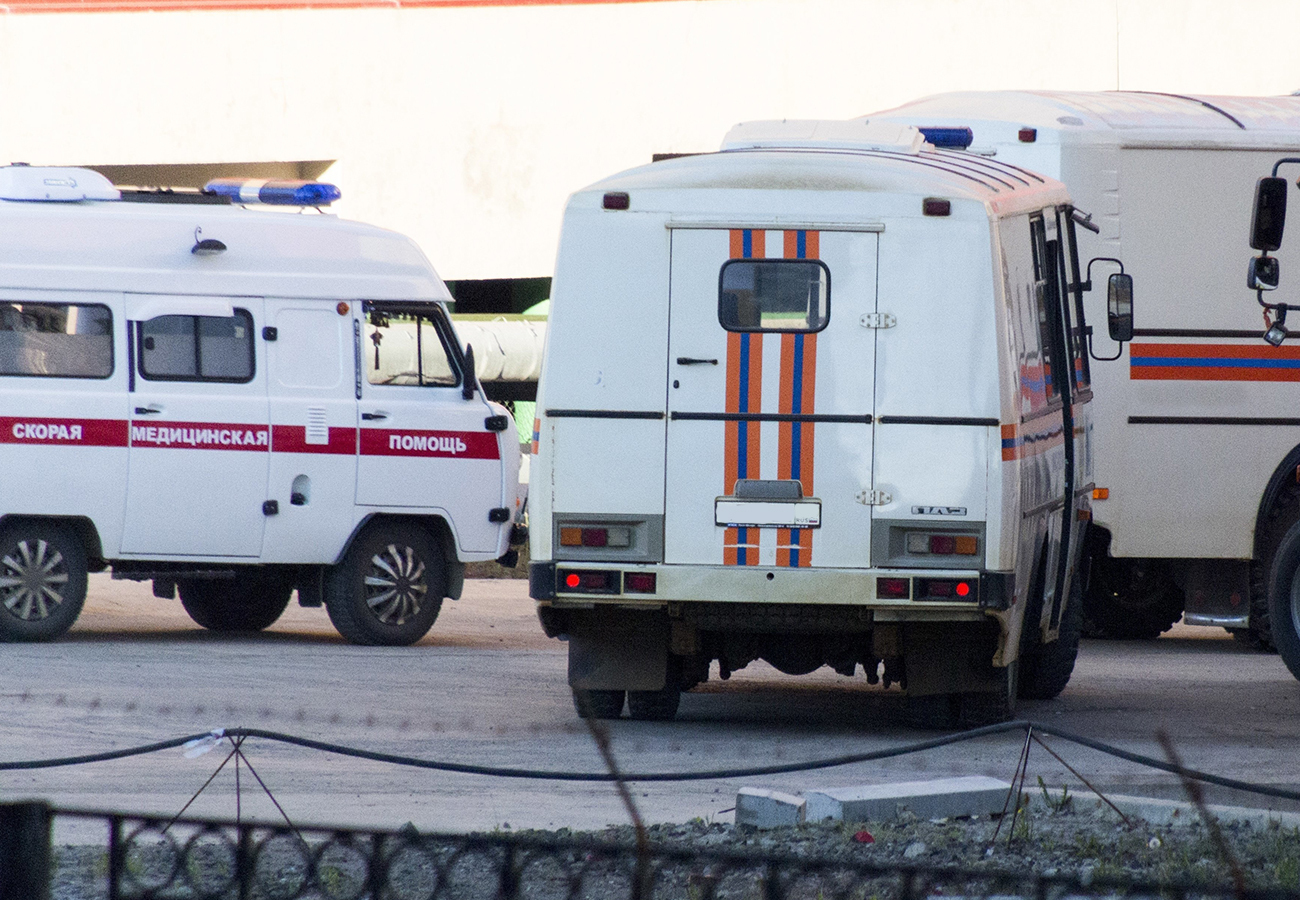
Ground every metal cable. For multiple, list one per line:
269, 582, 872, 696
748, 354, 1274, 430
3, 720, 1299, 803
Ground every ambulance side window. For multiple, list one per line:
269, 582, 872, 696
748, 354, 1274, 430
138, 310, 254, 383
719, 259, 829, 332
0, 302, 113, 378
364, 308, 459, 387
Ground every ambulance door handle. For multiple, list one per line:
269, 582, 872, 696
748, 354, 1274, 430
361, 412, 388, 421
676, 357, 718, 366
134, 406, 163, 415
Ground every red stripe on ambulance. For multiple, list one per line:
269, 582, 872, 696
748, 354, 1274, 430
359, 428, 501, 460
271, 425, 357, 454
130, 421, 270, 450
1, 416, 128, 447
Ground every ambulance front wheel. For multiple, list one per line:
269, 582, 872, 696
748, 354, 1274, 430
0, 522, 88, 642
324, 522, 446, 646
1265, 519, 1300, 682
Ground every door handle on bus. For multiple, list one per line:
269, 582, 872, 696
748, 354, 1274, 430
676, 357, 719, 366
361, 412, 388, 421
134, 406, 163, 415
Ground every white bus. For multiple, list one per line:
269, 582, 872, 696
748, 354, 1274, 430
528, 121, 1130, 726
873, 91, 1300, 646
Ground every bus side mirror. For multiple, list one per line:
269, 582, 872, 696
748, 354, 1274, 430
1249, 255, 1281, 291
1107, 273, 1133, 343
1251, 176, 1288, 252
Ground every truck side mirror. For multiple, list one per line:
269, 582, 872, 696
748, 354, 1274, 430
1107, 273, 1133, 343
1251, 176, 1288, 252
1249, 255, 1281, 291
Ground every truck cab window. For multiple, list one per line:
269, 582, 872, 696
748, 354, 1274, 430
365, 306, 459, 387
0, 302, 113, 378
719, 259, 830, 332
138, 310, 254, 382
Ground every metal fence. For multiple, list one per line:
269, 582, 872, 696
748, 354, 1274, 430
6, 802, 1300, 900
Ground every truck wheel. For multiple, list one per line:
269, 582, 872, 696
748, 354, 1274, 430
627, 657, 683, 721
1083, 546, 1183, 640
571, 689, 626, 719
1247, 479, 1300, 652
1019, 577, 1083, 701
324, 523, 445, 646
0, 523, 87, 642
1266, 519, 1300, 682
178, 571, 293, 633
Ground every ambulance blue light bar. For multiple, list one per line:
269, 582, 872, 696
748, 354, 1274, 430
204, 178, 341, 206
918, 127, 974, 150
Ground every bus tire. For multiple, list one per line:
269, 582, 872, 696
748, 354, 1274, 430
0, 522, 87, 642
903, 693, 959, 730
1083, 531, 1183, 640
627, 657, 683, 721
325, 522, 445, 646
1019, 576, 1083, 701
571, 688, 626, 719
1266, 519, 1300, 682
1247, 479, 1300, 652
178, 571, 293, 633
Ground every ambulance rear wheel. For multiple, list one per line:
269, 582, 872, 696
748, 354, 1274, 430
1265, 519, 1300, 682
325, 522, 445, 646
178, 571, 294, 633
0, 523, 87, 642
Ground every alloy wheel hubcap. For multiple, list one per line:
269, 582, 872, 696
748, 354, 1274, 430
364, 543, 427, 625
0, 539, 68, 621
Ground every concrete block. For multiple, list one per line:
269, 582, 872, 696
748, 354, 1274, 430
736, 787, 806, 829
805, 776, 1011, 823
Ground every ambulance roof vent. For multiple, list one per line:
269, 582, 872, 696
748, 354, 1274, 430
721, 119, 927, 155
0, 166, 121, 202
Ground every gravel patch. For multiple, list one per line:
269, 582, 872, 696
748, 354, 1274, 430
46, 799, 1300, 899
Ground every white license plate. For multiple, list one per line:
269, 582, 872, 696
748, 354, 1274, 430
715, 499, 822, 528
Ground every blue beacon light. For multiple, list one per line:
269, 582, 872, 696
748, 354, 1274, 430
204, 178, 342, 206
917, 127, 975, 150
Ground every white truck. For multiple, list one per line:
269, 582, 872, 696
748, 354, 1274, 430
529, 121, 1131, 726
871, 91, 1300, 646
0, 166, 524, 645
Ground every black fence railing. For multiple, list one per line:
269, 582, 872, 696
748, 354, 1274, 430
9, 802, 1300, 900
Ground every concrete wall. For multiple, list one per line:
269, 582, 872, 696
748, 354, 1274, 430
0, 0, 1297, 280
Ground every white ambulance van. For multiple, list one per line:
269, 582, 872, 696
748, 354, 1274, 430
0, 167, 524, 645
529, 121, 1132, 725
871, 92, 1300, 646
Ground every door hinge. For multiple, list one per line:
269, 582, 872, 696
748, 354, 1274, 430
859, 312, 897, 329
856, 489, 893, 506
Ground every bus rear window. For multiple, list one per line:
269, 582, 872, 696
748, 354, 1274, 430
719, 259, 830, 332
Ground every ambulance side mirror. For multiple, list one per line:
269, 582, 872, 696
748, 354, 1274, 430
1251, 176, 1288, 252
462, 344, 479, 401
1107, 273, 1133, 343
